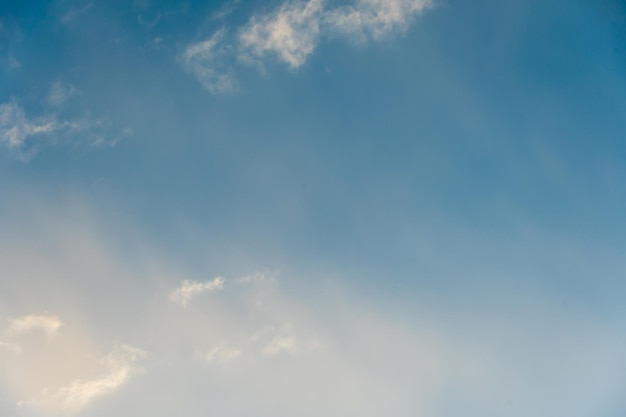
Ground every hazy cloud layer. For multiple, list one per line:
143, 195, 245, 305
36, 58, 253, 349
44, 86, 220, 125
0, 198, 624, 417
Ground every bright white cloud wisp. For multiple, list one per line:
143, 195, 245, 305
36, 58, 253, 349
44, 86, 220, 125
181, 0, 433, 91
169, 277, 225, 307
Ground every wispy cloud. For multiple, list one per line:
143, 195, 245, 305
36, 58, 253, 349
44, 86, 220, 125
179, 29, 236, 93
47, 80, 81, 107
170, 277, 225, 307
212, 0, 241, 21
263, 335, 297, 355
236, 269, 278, 285
0, 97, 132, 157
204, 342, 242, 363
326, 0, 433, 41
43, 344, 145, 413
60, 2, 94, 25
0, 100, 70, 150
181, 0, 433, 92
7, 314, 62, 336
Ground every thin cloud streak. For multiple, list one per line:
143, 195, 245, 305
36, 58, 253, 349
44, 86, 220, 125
170, 277, 225, 307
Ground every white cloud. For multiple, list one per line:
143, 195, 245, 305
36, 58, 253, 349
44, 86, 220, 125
170, 277, 225, 307
179, 29, 236, 93
0, 100, 68, 149
326, 0, 433, 41
0, 98, 131, 156
239, 0, 325, 68
182, 0, 433, 93
7, 314, 62, 336
43, 344, 145, 413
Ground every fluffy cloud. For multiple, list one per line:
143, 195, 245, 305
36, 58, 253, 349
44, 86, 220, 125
169, 277, 225, 307
239, 0, 325, 68
181, 0, 433, 91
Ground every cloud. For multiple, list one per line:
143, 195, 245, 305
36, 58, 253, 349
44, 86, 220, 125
325, 0, 433, 41
42, 344, 145, 413
212, 0, 241, 21
181, 0, 433, 93
7, 314, 62, 336
0, 98, 132, 157
0, 99, 69, 149
179, 29, 236, 93
236, 269, 278, 285
47, 80, 81, 107
170, 277, 225, 307
204, 342, 242, 363
239, 0, 325, 68
60, 2, 94, 25
262, 335, 297, 355
1, 197, 625, 416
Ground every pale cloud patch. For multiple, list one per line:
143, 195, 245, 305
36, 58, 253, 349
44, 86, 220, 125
170, 277, 225, 307
41, 344, 145, 413
236, 269, 278, 285
263, 335, 297, 355
182, 0, 434, 93
7, 315, 62, 336
239, 0, 325, 68
204, 342, 242, 363
0, 98, 131, 157
179, 28, 236, 93
47, 80, 81, 107
0, 100, 70, 149
325, 0, 433, 41
212, 0, 241, 21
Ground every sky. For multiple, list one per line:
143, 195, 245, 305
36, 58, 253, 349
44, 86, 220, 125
1, 0, 626, 416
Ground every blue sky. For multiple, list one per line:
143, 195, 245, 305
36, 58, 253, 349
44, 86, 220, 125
1, 0, 626, 416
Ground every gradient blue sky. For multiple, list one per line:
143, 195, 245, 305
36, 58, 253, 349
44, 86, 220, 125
1, 0, 626, 416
